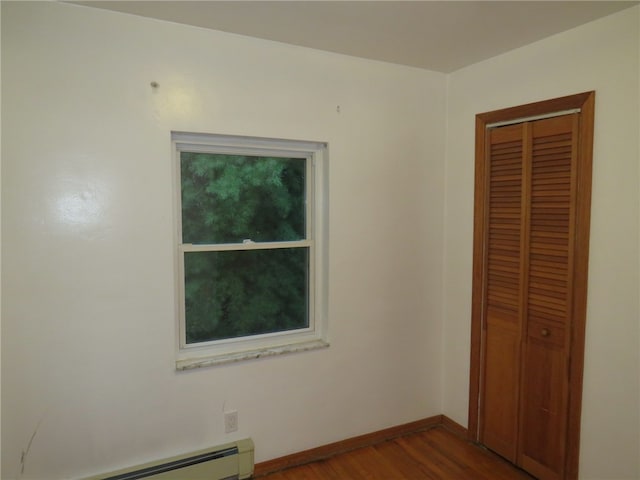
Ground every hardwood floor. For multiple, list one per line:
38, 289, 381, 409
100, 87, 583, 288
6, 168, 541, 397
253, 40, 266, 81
255, 426, 535, 479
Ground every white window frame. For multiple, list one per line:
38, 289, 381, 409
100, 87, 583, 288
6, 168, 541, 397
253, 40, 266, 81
172, 132, 329, 370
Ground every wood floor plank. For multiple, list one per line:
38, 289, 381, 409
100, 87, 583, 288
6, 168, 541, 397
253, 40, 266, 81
415, 429, 506, 479
261, 472, 288, 480
281, 464, 318, 480
306, 460, 343, 480
427, 428, 530, 479
350, 446, 411, 478
396, 433, 470, 478
256, 426, 534, 479
372, 441, 436, 478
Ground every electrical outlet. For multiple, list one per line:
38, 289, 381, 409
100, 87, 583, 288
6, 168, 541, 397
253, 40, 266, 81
224, 410, 238, 433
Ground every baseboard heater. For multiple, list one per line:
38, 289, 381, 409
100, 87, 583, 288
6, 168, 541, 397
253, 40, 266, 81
83, 438, 254, 480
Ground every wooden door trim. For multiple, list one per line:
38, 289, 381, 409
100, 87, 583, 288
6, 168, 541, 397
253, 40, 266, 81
468, 91, 595, 480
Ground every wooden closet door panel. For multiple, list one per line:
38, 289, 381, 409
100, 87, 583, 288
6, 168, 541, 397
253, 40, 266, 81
518, 114, 578, 479
471, 92, 594, 480
520, 336, 568, 480
482, 319, 520, 461
480, 124, 525, 462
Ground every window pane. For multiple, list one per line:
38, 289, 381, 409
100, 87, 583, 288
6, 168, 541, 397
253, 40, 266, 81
184, 248, 309, 343
181, 153, 306, 244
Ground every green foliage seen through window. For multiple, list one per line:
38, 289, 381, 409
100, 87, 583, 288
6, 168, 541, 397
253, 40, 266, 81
180, 153, 308, 343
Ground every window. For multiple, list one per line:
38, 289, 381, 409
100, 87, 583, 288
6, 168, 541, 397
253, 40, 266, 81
172, 133, 328, 369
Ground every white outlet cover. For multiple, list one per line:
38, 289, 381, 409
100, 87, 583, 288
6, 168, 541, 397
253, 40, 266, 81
224, 410, 238, 433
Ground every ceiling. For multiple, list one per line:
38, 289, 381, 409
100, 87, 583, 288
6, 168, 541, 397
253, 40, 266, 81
74, 1, 638, 72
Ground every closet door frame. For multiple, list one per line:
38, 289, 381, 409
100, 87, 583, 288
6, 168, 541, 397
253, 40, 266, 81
468, 91, 595, 480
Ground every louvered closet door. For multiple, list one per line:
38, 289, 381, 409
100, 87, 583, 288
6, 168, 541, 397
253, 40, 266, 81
480, 122, 525, 463
519, 114, 578, 480
480, 113, 579, 480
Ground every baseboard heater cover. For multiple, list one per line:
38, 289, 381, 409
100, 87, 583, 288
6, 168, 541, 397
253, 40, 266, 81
83, 438, 254, 480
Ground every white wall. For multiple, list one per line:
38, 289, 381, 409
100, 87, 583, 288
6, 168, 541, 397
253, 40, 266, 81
4, 3, 638, 480
0, 2, 446, 478
443, 6, 640, 480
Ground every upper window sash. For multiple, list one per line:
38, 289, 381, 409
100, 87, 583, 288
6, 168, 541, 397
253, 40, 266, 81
176, 148, 315, 246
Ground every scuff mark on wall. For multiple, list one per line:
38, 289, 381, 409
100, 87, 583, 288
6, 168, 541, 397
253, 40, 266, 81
18, 417, 44, 478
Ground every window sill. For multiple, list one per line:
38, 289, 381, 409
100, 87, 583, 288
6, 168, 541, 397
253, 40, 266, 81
176, 339, 330, 370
